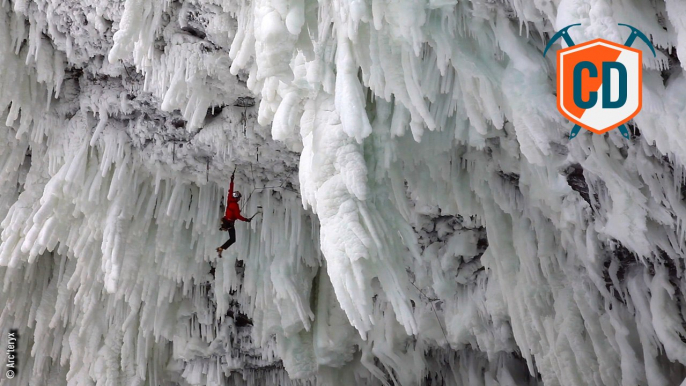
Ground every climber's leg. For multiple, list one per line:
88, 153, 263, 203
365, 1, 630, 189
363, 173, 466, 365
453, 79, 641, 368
217, 223, 236, 257
224, 226, 236, 249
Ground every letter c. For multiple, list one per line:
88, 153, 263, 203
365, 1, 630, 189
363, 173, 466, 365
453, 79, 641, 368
573, 61, 598, 109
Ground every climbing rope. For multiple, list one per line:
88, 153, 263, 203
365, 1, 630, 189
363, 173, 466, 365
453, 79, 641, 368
408, 280, 449, 345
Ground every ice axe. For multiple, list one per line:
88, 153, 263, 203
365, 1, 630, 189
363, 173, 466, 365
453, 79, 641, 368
619, 24, 657, 57
609, 24, 656, 139
543, 23, 581, 58
249, 209, 262, 221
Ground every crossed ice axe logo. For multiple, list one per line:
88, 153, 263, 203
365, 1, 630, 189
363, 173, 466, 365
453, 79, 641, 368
543, 24, 656, 139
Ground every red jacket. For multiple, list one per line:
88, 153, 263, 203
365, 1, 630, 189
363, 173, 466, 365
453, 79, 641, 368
224, 178, 248, 222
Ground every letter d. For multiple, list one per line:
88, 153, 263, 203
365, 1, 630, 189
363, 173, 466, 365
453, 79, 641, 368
602, 62, 627, 108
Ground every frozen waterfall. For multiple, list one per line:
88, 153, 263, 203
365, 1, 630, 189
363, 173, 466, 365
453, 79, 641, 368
2, 0, 686, 385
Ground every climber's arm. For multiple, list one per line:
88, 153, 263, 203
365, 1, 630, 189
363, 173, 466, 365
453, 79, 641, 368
228, 173, 235, 200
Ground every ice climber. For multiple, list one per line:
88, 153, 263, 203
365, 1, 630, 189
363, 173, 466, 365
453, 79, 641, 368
217, 170, 256, 257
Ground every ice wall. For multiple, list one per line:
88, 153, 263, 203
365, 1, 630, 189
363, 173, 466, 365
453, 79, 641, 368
2, 0, 686, 385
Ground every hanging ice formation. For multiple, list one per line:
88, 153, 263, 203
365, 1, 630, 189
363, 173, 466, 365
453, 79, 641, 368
2, 0, 686, 384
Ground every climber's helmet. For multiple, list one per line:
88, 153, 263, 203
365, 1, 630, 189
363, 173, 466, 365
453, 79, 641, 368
232, 191, 242, 199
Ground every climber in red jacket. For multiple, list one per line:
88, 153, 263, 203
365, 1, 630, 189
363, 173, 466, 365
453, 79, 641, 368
217, 170, 256, 257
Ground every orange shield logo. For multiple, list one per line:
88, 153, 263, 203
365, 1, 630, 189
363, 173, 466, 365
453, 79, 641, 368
544, 24, 655, 139
558, 39, 642, 134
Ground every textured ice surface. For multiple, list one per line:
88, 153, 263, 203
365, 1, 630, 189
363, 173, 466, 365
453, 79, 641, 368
2, 0, 686, 385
